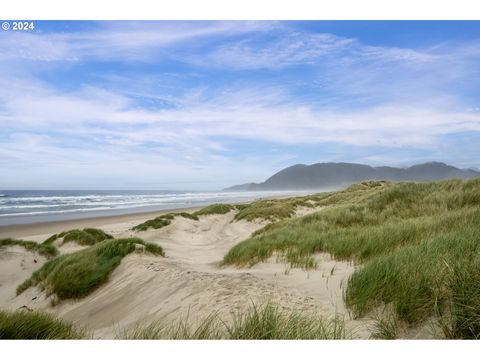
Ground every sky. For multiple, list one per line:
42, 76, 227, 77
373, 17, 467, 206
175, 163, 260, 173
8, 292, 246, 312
0, 20, 480, 190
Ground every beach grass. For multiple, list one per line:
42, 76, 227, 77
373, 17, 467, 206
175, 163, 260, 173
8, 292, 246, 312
222, 178, 480, 338
369, 306, 399, 339
122, 302, 348, 339
0, 303, 346, 340
132, 212, 199, 231
43, 228, 114, 246
233, 200, 297, 222
193, 203, 236, 216
0, 310, 88, 339
17, 238, 164, 301
232, 181, 388, 222
0, 238, 58, 258
131, 185, 381, 231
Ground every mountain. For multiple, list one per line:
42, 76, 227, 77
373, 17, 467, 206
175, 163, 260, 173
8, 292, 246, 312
224, 162, 480, 191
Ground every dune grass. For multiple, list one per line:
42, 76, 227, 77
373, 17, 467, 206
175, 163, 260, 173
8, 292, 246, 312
222, 179, 480, 338
223, 180, 392, 267
132, 212, 199, 231
0, 238, 58, 258
193, 203, 236, 216
43, 228, 114, 246
233, 200, 297, 222
132, 182, 387, 231
122, 302, 348, 340
0, 310, 87, 339
233, 180, 389, 222
17, 238, 164, 302
0, 303, 346, 340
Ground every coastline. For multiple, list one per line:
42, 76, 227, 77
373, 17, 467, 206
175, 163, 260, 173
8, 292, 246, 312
0, 192, 304, 239
0, 205, 205, 239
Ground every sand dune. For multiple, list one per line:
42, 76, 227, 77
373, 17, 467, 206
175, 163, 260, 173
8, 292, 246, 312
1, 207, 372, 338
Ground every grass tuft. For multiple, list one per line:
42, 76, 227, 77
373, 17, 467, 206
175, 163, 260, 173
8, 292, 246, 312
193, 203, 235, 216
132, 212, 199, 231
0, 310, 87, 339
122, 302, 348, 339
43, 228, 113, 247
234, 200, 297, 222
369, 306, 399, 339
0, 238, 58, 258
17, 238, 164, 301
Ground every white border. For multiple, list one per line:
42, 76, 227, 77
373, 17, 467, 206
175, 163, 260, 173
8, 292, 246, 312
1, 339, 480, 360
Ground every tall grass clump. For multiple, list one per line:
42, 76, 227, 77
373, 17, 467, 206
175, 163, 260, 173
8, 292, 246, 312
17, 238, 164, 301
234, 200, 297, 222
222, 179, 480, 338
193, 203, 235, 216
43, 228, 113, 246
0, 310, 87, 339
122, 302, 348, 339
439, 255, 480, 339
226, 303, 346, 339
0, 238, 58, 258
132, 212, 198, 231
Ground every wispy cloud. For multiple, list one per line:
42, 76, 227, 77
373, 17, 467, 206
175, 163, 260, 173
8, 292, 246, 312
0, 21, 277, 63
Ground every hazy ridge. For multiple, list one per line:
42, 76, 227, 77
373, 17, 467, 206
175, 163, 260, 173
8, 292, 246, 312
225, 162, 480, 191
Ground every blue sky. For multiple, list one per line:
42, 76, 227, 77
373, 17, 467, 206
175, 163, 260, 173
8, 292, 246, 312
0, 21, 480, 190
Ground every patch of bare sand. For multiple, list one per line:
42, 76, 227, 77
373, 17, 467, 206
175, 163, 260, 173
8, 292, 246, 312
294, 205, 324, 217
0, 246, 45, 305
2, 209, 372, 339
56, 241, 88, 254
122, 212, 266, 268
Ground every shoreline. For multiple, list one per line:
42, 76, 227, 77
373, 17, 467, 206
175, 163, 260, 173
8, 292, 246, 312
0, 205, 204, 239
0, 192, 302, 239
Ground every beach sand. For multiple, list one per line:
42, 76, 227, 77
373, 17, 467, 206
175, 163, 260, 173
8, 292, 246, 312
0, 204, 374, 339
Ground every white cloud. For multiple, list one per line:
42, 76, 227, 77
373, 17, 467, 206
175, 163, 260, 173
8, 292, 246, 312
184, 29, 439, 70
0, 21, 277, 63
1, 78, 479, 150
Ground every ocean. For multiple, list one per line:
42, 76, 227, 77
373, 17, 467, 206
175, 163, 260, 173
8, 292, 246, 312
0, 189, 309, 226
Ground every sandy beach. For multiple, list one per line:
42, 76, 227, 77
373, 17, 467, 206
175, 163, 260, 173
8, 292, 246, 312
0, 206, 204, 239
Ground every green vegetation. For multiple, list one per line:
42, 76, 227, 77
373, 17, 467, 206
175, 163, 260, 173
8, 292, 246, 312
122, 302, 347, 339
0, 310, 87, 339
193, 203, 236, 216
18, 238, 164, 302
223, 180, 391, 267
369, 307, 398, 339
222, 179, 480, 338
234, 199, 297, 222
132, 212, 199, 231
0, 238, 58, 258
43, 228, 113, 246
132, 183, 386, 231
0, 303, 346, 340
233, 181, 388, 222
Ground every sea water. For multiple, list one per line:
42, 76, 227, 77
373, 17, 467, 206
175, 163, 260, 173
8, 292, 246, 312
0, 189, 309, 225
